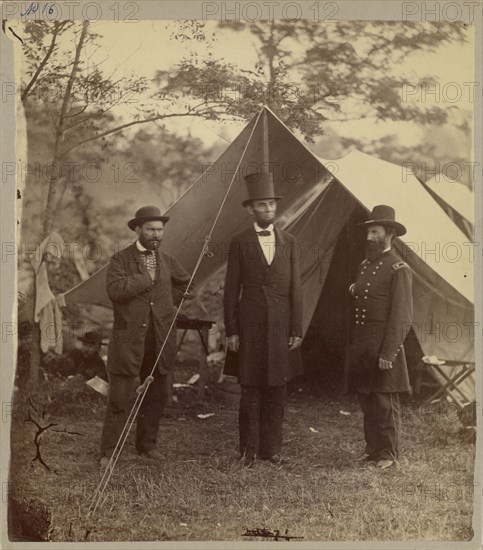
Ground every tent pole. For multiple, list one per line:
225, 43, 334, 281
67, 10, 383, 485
263, 108, 269, 171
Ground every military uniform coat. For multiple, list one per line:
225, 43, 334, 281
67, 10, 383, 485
223, 226, 303, 386
349, 248, 413, 393
106, 243, 190, 376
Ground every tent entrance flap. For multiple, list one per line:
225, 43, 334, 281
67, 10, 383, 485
298, 204, 427, 393
300, 202, 366, 387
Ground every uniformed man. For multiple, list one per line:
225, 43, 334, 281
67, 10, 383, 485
349, 205, 413, 470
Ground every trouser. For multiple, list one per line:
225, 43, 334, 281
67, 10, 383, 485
100, 320, 169, 457
357, 392, 402, 461
239, 384, 287, 459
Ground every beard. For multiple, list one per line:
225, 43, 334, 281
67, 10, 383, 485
140, 236, 161, 250
255, 216, 275, 229
365, 239, 385, 262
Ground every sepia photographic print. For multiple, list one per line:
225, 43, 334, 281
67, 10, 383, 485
1, 1, 481, 547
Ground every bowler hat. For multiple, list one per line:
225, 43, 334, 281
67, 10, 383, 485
127, 206, 170, 231
359, 205, 406, 236
78, 330, 102, 346
242, 172, 282, 207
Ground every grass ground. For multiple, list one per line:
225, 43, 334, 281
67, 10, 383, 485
7, 365, 476, 544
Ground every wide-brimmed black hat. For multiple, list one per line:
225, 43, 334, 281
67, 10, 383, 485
359, 205, 406, 236
78, 330, 102, 346
242, 172, 282, 207
127, 206, 170, 231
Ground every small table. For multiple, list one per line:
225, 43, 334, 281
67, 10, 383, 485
175, 317, 214, 400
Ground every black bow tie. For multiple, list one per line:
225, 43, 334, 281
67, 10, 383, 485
257, 230, 271, 236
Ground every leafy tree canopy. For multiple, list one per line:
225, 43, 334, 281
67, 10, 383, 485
157, 20, 468, 141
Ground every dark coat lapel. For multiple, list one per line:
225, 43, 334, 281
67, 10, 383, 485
270, 227, 286, 269
126, 243, 148, 274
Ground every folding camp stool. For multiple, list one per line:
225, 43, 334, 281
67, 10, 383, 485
421, 359, 475, 411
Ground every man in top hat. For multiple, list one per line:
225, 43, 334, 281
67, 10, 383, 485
224, 172, 303, 468
99, 206, 191, 468
349, 205, 413, 470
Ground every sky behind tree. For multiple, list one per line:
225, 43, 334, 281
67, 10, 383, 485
80, 20, 475, 149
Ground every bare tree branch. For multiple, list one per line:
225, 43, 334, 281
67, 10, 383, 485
59, 108, 213, 157
21, 21, 65, 104
63, 104, 88, 119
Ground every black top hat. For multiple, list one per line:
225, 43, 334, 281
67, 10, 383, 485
127, 206, 170, 231
242, 172, 283, 207
78, 330, 102, 346
359, 205, 407, 236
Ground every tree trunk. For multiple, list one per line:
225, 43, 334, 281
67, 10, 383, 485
28, 325, 41, 386
42, 20, 89, 238
28, 21, 90, 386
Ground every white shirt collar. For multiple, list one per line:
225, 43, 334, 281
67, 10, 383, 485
254, 223, 274, 234
383, 246, 392, 253
136, 240, 148, 252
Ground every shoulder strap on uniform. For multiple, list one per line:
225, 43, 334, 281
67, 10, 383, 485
392, 260, 409, 271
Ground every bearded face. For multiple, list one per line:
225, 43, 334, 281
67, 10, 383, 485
365, 225, 391, 261
135, 221, 164, 250
246, 199, 277, 229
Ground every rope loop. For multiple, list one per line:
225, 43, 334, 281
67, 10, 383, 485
202, 234, 214, 258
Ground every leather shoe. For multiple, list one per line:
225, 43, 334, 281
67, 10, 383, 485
361, 455, 377, 463
267, 454, 290, 466
376, 459, 395, 470
139, 449, 164, 460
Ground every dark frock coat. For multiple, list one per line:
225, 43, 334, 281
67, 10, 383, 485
349, 248, 413, 393
223, 226, 303, 387
106, 243, 190, 376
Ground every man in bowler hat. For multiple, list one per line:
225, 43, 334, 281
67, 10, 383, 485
99, 206, 190, 468
44, 329, 107, 381
349, 205, 413, 469
224, 172, 303, 468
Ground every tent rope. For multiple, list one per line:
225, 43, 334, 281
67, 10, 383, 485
84, 109, 264, 528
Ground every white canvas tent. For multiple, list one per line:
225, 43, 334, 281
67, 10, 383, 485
421, 175, 474, 240
61, 107, 474, 389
